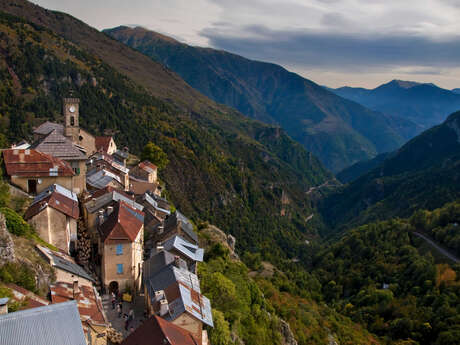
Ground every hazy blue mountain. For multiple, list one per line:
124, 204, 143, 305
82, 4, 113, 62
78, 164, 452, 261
320, 110, 460, 231
104, 26, 418, 173
452, 88, 460, 94
332, 80, 460, 132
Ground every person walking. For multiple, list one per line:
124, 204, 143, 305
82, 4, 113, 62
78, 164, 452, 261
111, 291, 116, 310
116, 303, 122, 318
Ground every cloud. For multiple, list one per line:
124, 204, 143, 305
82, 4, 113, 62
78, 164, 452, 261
201, 24, 460, 73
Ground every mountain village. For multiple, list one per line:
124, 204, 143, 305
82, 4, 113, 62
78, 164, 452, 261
0, 97, 213, 345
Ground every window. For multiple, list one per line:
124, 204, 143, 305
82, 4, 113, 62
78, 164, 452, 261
116, 244, 123, 255
70, 116, 75, 126
117, 264, 123, 274
73, 167, 80, 175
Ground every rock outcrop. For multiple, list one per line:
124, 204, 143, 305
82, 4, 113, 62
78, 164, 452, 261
200, 225, 239, 260
0, 212, 15, 265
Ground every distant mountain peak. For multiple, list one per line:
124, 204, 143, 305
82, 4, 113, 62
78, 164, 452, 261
388, 79, 422, 89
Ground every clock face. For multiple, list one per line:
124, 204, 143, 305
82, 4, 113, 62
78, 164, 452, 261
69, 105, 76, 113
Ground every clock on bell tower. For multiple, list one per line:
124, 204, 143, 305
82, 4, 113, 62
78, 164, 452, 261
63, 97, 80, 141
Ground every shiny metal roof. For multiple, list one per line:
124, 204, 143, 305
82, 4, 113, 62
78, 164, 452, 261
0, 301, 87, 345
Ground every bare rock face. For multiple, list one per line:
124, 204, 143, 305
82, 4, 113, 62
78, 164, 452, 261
200, 225, 239, 260
0, 212, 15, 265
279, 318, 298, 345
227, 234, 236, 252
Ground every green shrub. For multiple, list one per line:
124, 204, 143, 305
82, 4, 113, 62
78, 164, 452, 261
0, 263, 37, 293
0, 207, 32, 236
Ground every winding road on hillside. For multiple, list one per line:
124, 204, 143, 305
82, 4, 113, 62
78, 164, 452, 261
414, 232, 460, 263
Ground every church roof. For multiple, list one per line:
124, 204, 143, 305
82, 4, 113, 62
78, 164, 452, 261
32, 130, 87, 161
33, 121, 64, 136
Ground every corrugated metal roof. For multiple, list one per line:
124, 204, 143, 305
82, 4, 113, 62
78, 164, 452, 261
88, 151, 129, 174
163, 236, 204, 262
144, 193, 170, 215
164, 211, 198, 244
85, 189, 143, 214
0, 300, 87, 345
87, 169, 122, 189
161, 283, 213, 328
145, 263, 200, 294
138, 160, 157, 173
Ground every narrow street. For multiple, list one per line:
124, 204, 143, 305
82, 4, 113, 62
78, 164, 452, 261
102, 293, 147, 338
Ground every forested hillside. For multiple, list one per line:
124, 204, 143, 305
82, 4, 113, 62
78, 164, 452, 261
104, 26, 416, 173
320, 111, 460, 231
311, 201, 460, 345
0, 6, 331, 262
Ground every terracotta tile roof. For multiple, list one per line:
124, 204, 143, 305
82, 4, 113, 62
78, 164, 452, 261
3, 149, 75, 177
32, 130, 87, 161
6, 283, 50, 310
24, 184, 79, 220
138, 160, 157, 173
94, 137, 113, 153
121, 315, 199, 345
33, 121, 64, 136
50, 281, 107, 327
99, 201, 144, 243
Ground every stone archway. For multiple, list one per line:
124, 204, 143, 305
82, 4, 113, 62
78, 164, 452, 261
109, 281, 119, 294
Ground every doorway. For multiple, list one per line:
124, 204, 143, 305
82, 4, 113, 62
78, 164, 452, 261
28, 179, 37, 194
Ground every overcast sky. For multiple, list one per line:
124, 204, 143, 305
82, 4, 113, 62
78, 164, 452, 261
32, 0, 460, 89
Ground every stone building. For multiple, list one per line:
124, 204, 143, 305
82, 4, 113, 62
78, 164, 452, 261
24, 184, 79, 254
98, 201, 144, 293
36, 245, 96, 287
95, 136, 117, 155
2, 149, 75, 194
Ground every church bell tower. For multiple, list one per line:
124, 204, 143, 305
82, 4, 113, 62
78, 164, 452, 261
63, 97, 80, 142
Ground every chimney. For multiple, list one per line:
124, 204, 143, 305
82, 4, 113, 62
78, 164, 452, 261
159, 298, 169, 316
154, 290, 164, 302
107, 206, 114, 216
156, 245, 164, 253
158, 226, 164, 235
98, 209, 105, 225
73, 281, 80, 299
90, 198, 96, 208
174, 256, 181, 268
0, 298, 9, 315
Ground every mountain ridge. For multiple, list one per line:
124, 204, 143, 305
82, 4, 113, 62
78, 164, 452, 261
320, 111, 460, 231
0, 1, 332, 260
104, 25, 417, 172
332, 79, 460, 132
